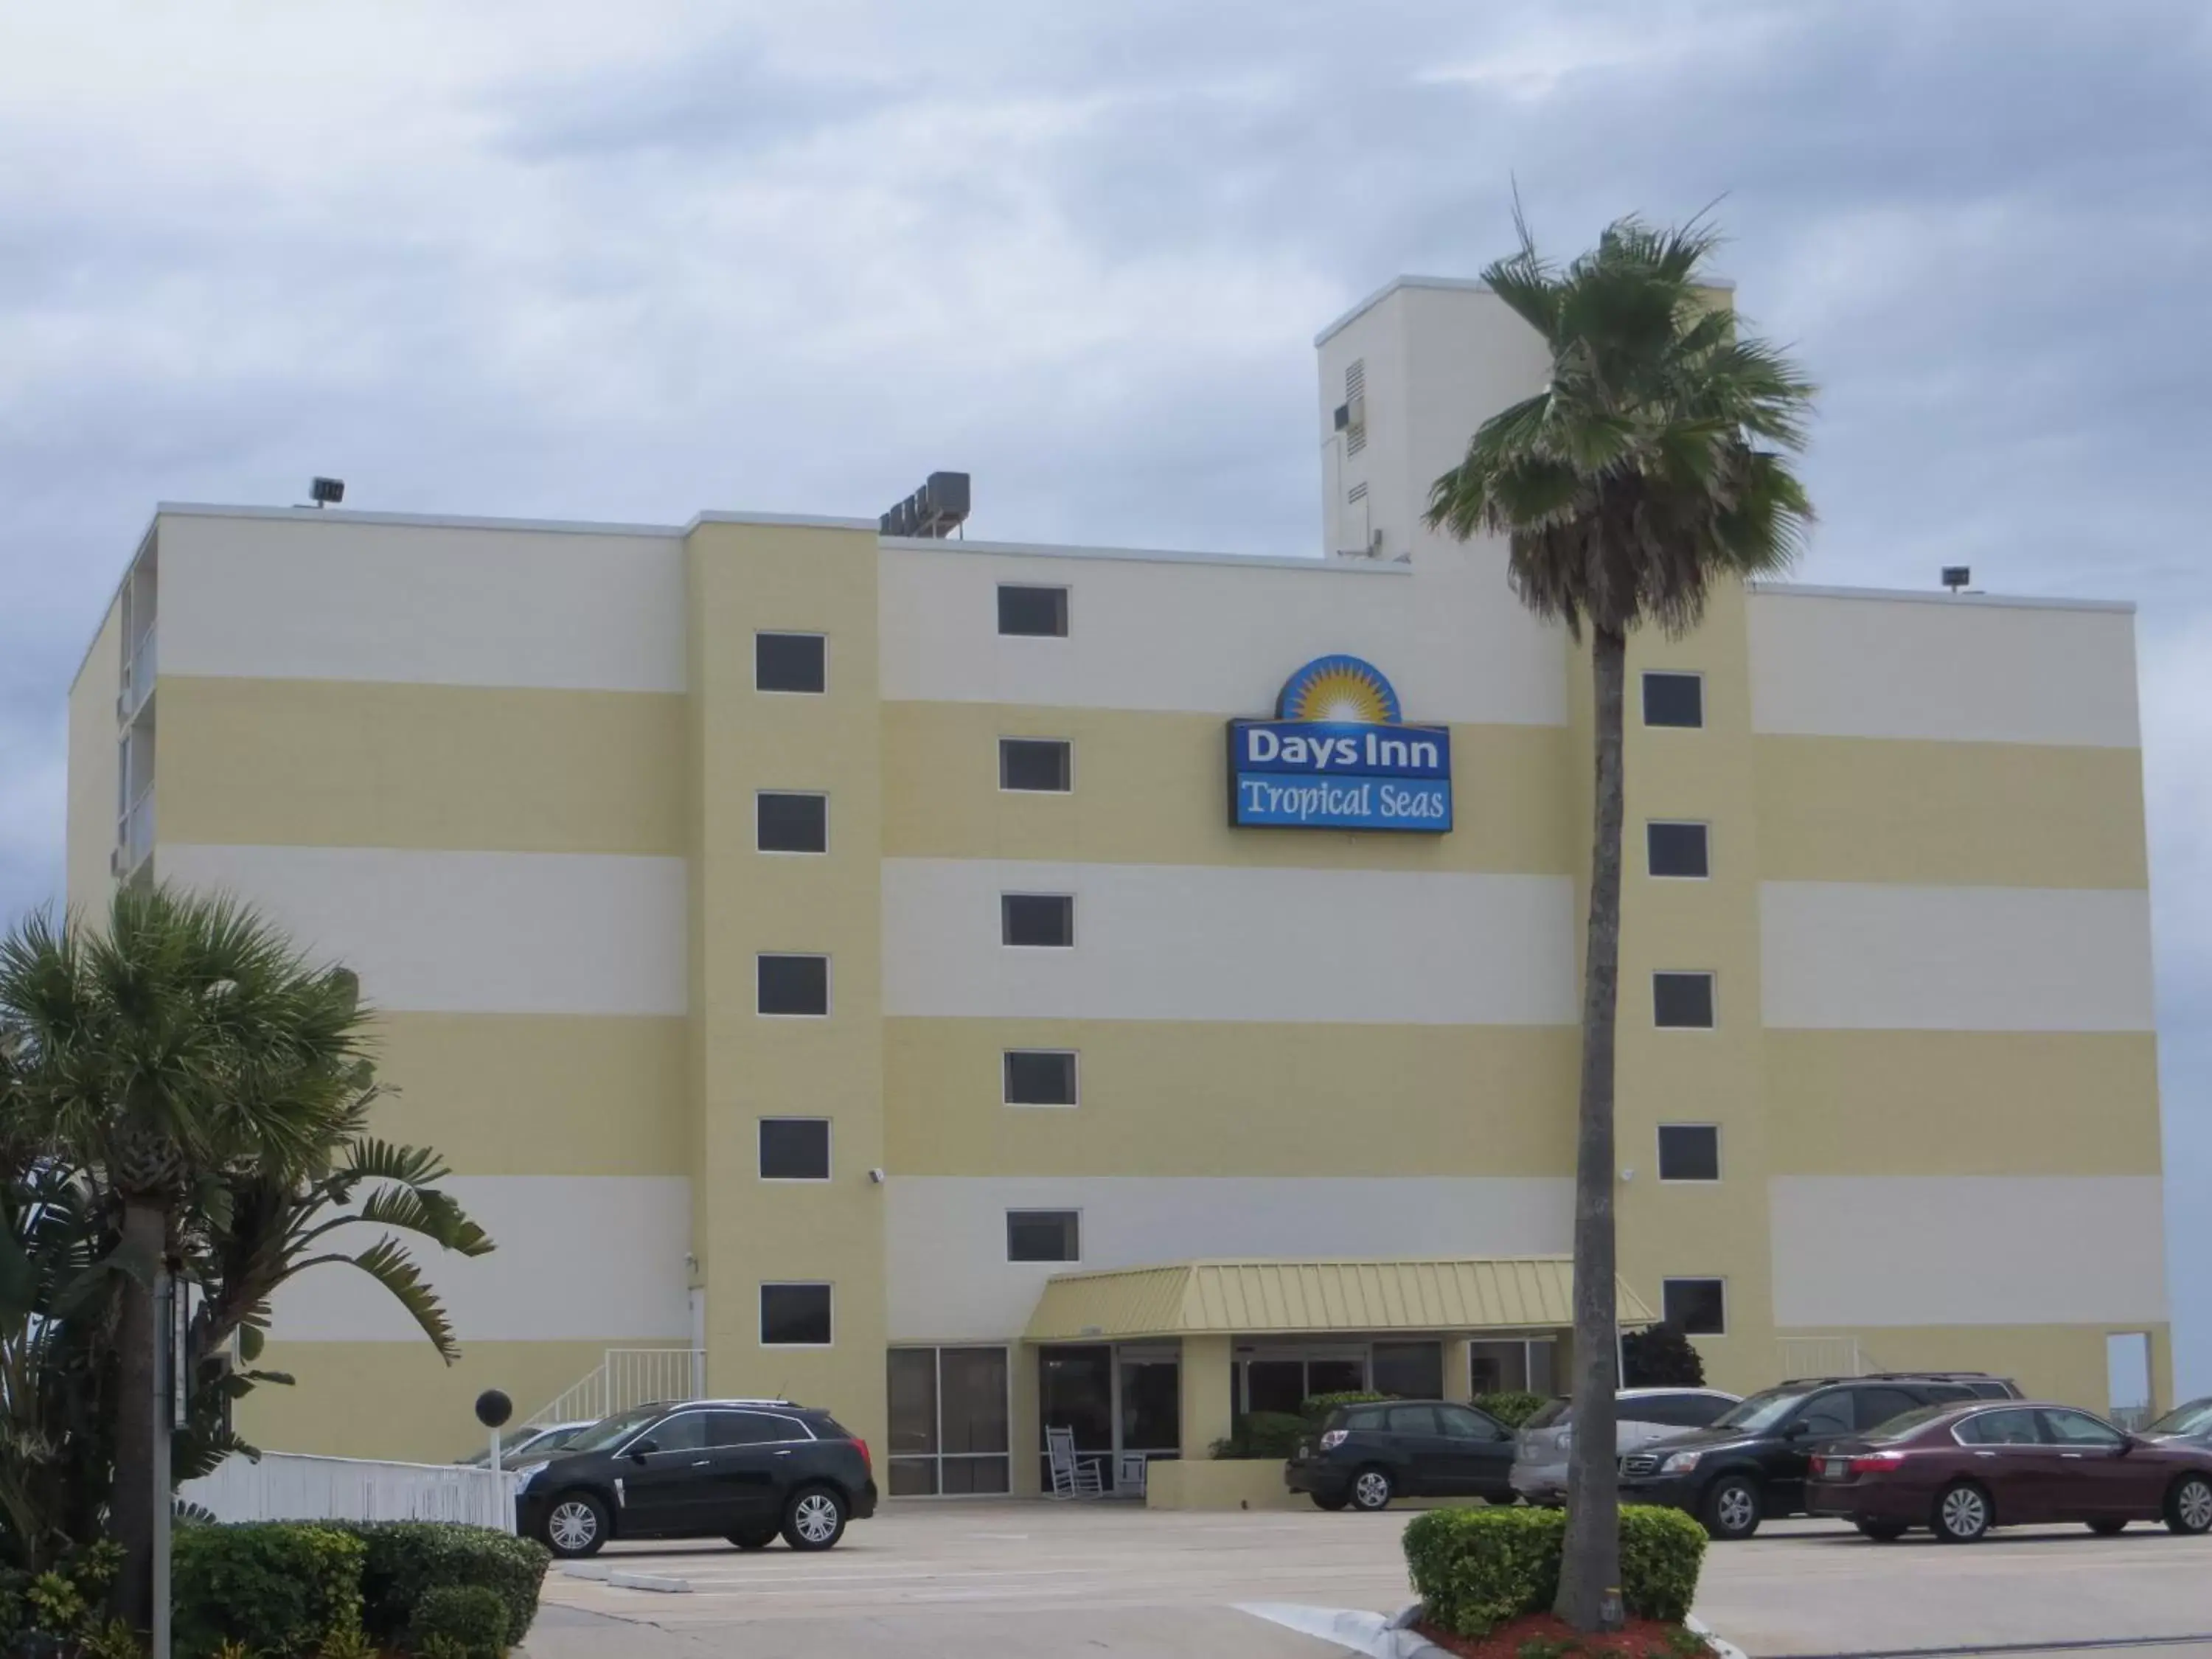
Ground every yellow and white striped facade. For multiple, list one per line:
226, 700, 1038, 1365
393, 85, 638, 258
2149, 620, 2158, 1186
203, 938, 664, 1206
64, 278, 2166, 1472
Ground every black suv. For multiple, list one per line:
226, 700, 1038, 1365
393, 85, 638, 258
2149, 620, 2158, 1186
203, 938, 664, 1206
515, 1399, 877, 1557
1618, 1373, 2020, 1540
1284, 1399, 1517, 1512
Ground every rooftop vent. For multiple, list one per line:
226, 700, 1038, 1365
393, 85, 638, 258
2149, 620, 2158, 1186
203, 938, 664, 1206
880, 471, 970, 539
1941, 566, 1970, 592
307, 476, 344, 507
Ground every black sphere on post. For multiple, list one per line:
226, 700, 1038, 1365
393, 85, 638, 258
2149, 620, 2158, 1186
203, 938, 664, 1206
475, 1389, 513, 1430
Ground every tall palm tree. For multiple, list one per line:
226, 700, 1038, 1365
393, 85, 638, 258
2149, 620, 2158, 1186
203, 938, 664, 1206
1425, 212, 1814, 1631
0, 886, 395, 1625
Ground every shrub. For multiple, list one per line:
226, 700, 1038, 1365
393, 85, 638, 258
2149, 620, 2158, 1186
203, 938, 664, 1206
1402, 1504, 1708, 1638
410, 1585, 511, 1659
330, 1523, 550, 1649
1301, 1391, 1390, 1425
1208, 1411, 1312, 1459
1623, 1322, 1707, 1388
173, 1523, 367, 1659
1473, 1391, 1548, 1428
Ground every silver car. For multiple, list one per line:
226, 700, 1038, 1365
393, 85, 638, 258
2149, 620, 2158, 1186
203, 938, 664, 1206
1511, 1388, 1740, 1503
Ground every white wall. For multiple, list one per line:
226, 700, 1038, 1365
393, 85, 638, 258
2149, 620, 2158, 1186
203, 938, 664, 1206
158, 512, 686, 692
1759, 882, 2154, 1032
266, 1175, 692, 1342
882, 858, 1578, 1025
1747, 591, 2140, 747
1770, 1175, 2168, 1327
885, 1175, 1574, 1340
157, 844, 688, 1015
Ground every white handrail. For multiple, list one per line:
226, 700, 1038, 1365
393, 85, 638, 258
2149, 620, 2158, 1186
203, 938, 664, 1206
179, 1452, 518, 1531
1778, 1336, 1874, 1379
525, 1347, 704, 1427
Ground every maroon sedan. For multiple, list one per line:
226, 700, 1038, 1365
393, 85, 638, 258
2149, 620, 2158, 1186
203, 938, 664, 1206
1806, 1401, 2212, 1542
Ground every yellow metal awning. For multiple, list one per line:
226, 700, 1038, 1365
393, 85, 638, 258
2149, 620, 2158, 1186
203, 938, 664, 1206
1022, 1256, 1657, 1343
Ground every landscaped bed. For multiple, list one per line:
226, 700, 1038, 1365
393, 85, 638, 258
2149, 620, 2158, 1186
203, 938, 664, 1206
1413, 1611, 1711, 1659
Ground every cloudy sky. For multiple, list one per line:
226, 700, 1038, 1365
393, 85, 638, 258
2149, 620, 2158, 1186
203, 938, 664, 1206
2, 1, 2205, 1390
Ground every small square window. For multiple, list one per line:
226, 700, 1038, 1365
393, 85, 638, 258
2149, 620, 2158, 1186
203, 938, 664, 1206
998, 585, 1068, 637
1653, 972, 1715, 1029
759, 1118, 831, 1180
1000, 738, 1073, 793
1002, 894, 1074, 947
1642, 672, 1703, 728
758, 954, 830, 1016
1658, 1124, 1720, 1182
757, 793, 828, 853
760, 1282, 833, 1346
1004, 1051, 1078, 1106
1006, 1210, 1080, 1262
1662, 1278, 1727, 1336
756, 633, 827, 693
1646, 821, 1710, 879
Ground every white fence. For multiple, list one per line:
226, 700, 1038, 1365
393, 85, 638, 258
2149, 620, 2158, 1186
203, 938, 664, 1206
526, 1347, 703, 1427
180, 1453, 518, 1532
1778, 1337, 1876, 1380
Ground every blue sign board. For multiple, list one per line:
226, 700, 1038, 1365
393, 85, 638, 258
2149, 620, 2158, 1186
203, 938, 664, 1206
1227, 655, 1453, 832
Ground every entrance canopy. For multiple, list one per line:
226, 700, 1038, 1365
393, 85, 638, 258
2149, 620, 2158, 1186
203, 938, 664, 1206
1022, 1256, 1658, 1343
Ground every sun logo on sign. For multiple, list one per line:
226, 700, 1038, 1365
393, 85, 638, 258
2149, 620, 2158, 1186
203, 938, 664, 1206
1276, 655, 1403, 725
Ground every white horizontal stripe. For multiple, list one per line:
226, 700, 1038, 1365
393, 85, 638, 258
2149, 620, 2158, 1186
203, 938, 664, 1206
158, 844, 687, 1015
1770, 1176, 2167, 1328
266, 1176, 692, 1343
1759, 882, 2153, 1032
885, 1176, 1574, 1341
879, 544, 1567, 724
159, 512, 686, 692
881, 859, 1577, 1024
1747, 591, 2140, 746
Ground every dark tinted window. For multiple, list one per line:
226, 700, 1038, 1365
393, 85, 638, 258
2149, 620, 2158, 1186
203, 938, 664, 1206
1677, 1393, 1735, 1428
1002, 894, 1074, 947
757, 793, 827, 852
1373, 1342, 1445, 1400
1624, 1393, 1726, 1429
1006, 1210, 1079, 1262
758, 954, 830, 1015
760, 1283, 832, 1346
1654, 973, 1715, 1029
1340, 1406, 1387, 1431
1001, 739, 1072, 792
709, 1411, 799, 1447
1647, 822, 1710, 878
1385, 1405, 1440, 1436
998, 585, 1069, 637
756, 633, 826, 692
1854, 1388, 1927, 1433
1437, 1405, 1506, 1442
1793, 1392, 1854, 1437
1004, 1051, 1077, 1105
641, 1412, 706, 1453
1662, 1278, 1726, 1335
759, 1118, 830, 1180
1965, 1380, 2017, 1399
1958, 1409, 2042, 1446
1643, 672, 1703, 728
1658, 1124, 1720, 1181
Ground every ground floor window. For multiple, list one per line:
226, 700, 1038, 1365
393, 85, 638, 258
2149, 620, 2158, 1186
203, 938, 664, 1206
888, 1346, 1010, 1496
1037, 1343, 1181, 1492
1469, 1338, 1557, 1396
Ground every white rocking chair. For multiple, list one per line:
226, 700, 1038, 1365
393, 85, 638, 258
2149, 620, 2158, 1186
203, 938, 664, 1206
1046, 1425, 1107, 1499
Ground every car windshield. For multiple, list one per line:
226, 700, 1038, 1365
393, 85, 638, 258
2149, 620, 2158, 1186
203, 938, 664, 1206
560, 1406, 668, 1455
1709, 1387, 1812, 1433
1864, 1405, 1952, 1441
2146, 1397, 2212, 1437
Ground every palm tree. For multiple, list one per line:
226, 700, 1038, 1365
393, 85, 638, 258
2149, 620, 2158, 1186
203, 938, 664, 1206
0, 885, 481, 1624
1425, 212, 1814, 1630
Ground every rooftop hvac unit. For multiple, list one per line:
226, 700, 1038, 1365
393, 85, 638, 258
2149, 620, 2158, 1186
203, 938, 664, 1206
880, 471, 971, 538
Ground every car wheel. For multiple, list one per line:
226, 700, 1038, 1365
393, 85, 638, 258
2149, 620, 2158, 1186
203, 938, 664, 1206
1934, 1481, 1992, 1543
1856, 1520, 1908, 1542
541, 1492, 610, 1559
782, 1484, 849, 1551
1702, 1476, 1761, 1541
2166, 1475, 2212, 1537
1349, 1467, 1394, 1512
1310, 1492, 1350, 1512
728, 1527, 780, 1550
2086, 1518, 2128, 1537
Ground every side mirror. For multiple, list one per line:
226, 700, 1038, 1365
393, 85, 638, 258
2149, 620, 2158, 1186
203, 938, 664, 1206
1781, 1420, 1809, 1439
629, 1439, 658, 1462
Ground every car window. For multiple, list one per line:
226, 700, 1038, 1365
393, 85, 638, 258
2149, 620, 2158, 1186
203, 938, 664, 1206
1854, 1388, 1927, 1433
1964, 1380, 2015, 1399
2146, 1398, 2212, 1437
1628, 1393, 1731, 1429
1339, 1406, 1387, 1432
1792, 1393, 1854, 1437
709, 1412, 795, 1447
565, 1405, 669, 1455
1678, 1394, 1735, 1428
2040, 1410, 2126, 1448
1713, 1387, 1812, 1433
1387, 1405, 1440, 1436
640, 1412, 706, 1453
1437, 1405, 1505, 1442
1523, 1399, 1571, 1430
1956, 1409, 2042, 1446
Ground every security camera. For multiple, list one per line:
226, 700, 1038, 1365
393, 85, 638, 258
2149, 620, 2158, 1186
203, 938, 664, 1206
868, 1168, 886, 1185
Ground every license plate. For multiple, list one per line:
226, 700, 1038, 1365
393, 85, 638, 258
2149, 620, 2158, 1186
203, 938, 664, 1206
1821, 1457, 1849, 1477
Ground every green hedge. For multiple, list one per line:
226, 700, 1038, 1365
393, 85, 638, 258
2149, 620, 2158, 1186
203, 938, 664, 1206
411, 1584, 512, 1659
1301, 1390, 1389, 1424
173, 1523, 366, 1659
1472, 1391, 1547, 1428
1402, 1505, 1708, 1637
330, 1522, 550, 1649
1208, 1411, 1312, 1459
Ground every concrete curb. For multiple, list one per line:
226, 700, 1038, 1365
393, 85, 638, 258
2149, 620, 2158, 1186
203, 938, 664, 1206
557, 1562, 613, 1580
607, 1571, 693, 1593
1237, 1604, 1446, 1656
1688, 1615, 1750, 1659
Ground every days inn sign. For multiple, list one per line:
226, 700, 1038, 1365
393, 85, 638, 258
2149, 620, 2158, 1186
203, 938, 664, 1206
1226, 655, 1453, 832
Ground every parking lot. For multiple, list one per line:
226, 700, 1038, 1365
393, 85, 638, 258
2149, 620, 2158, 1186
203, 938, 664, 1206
524, 1504, 2212, 1659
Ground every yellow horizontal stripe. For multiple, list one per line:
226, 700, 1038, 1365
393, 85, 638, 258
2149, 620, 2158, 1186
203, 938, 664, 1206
1765, 1031, 2161, 1176
884, 1020, 1576, 1175
1768, 1324, 2171, 1417
156, 676, 687, 854
882, 702, 1576, 872
366, 1012, 689, 1176
1754, 736, 2148, 888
